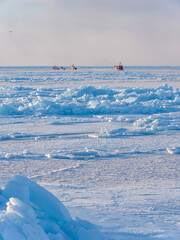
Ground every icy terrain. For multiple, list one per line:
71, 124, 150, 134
0, 66, 180, 239
0, 175, 105, 240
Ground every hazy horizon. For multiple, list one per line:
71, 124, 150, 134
1, 65, 180, 67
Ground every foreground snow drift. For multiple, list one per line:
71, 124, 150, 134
0, 175, 106, 240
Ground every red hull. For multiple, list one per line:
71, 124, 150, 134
114, 66, 123, 70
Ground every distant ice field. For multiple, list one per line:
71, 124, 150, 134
0, 66, 180, 239
0, 66, 180, 88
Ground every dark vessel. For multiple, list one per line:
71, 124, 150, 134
52, 65, 65, 70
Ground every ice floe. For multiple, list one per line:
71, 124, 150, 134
0, 175, 106, 240
0, 84, 179, 117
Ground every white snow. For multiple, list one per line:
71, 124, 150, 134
0, 83, 179, 117
0, 175, 106, 240
0, 66, 180, 239
167, 147, 180, 154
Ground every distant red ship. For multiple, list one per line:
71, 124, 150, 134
114, 63, 123, 70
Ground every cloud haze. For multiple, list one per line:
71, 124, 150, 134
0, 0, 180, 66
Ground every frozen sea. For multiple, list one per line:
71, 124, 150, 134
0, 66, 180, 239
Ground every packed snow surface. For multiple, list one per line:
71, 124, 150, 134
0, 66, 180, 239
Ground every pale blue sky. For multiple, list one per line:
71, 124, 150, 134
0, 0, 180, 66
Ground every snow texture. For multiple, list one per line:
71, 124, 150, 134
0, 66, 180, 240
0, 175, 106, 240
0, 84, 179, 117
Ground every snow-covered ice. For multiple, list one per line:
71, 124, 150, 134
0, 66, 180, 239
0, 175, 105, 240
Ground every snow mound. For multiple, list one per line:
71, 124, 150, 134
167, 147, 180, 154
0, 175, 106, 240
133, 114, 180, 132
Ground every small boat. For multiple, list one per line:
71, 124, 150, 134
114, 63, 123, 70
52, 66, 65, 70
52, 65, 60, 70
70, 64, 77, 70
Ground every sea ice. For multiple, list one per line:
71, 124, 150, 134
0, 66, 180, 240
0, 175, 106, 240
0, 84, 179, 117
